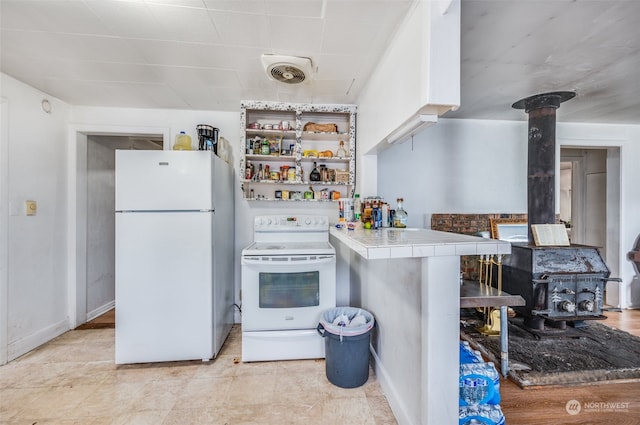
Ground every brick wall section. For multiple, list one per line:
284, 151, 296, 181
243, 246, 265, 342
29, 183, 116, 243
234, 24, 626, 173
431, 213, 528, 280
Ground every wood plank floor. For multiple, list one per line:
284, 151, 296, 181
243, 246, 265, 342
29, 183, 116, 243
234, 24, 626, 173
500, 309, 640, 425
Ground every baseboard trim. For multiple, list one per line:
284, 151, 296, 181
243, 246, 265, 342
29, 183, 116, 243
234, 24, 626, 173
8, 319, 69, 361
86, 300, 115, 322
369, 344, 415, 425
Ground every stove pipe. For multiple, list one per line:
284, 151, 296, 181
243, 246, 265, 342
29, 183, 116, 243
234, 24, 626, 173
512, 91, 575, 242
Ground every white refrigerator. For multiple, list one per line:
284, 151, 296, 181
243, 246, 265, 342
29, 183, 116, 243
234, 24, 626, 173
115, 150, 234, 364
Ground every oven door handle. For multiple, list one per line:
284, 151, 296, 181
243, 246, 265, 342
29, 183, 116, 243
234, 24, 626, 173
241, 256, 336, 266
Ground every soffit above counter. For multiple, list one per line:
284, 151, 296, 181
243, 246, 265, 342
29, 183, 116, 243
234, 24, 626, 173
356, 0, 461, 155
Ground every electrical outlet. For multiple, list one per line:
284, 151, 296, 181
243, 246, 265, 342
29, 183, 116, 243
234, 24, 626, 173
25, 200, 37, 216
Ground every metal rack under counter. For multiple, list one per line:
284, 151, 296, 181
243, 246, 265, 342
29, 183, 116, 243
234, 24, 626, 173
460, 280, 525, 376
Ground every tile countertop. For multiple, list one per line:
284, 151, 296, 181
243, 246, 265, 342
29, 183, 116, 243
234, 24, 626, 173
329, 226, 512, 260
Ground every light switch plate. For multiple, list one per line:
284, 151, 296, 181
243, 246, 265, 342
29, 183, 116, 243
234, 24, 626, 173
25, 200, 37, 216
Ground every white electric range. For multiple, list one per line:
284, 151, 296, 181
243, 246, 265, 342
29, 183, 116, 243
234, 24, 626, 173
241, 215, 336, 362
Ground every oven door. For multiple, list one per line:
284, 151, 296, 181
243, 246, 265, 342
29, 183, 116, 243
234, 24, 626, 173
241, 254, 336, 331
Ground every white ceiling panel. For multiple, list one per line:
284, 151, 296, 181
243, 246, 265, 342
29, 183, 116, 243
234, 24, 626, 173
267, 15, 324, 53
236, 70, 276, 89
314, 54, 364, 80
125, 38, 229, 67
146, 0, 208, 7
321, 20, 380, 56
85, 1, 162, 39
68, 62, 165, 83
324, 0, 412, 23
208, 10, 270, 47
155, 65, 240, 87
265, 0, 325, 18
144, 3, 220, 43
202, 0, 267, 14
0, 0, 112, 35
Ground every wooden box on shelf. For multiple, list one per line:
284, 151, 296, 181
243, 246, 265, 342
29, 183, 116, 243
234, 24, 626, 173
334, 170, 350, 183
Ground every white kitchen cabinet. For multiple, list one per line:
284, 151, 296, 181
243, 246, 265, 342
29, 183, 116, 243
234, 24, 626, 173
239, 101, 356, 202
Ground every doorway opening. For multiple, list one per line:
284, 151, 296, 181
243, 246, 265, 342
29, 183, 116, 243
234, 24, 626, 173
85, 136, 162, 322
71, 127, 166, 329
560, 146, 622, 308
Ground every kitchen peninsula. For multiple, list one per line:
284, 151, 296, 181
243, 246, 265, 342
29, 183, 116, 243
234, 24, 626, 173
330, 227, 511, 425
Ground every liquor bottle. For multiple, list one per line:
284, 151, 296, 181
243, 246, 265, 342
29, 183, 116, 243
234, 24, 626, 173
257, 163, 264, 181
310, 161, 321, 182
394, 198, 408, 228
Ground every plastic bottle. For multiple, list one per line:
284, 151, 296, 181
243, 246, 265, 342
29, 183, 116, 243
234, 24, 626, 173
459, 362, 501, 406
381, 203, 390, 227
353, 194, 362, 221
173, 131, 192, 150
459, 404, 506, 425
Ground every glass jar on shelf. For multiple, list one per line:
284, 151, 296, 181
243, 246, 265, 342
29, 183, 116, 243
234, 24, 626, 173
394, 198, 408, 228
261, 139, 270, 155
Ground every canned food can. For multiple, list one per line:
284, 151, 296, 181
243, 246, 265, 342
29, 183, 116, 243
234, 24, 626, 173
281, 190, 289, 200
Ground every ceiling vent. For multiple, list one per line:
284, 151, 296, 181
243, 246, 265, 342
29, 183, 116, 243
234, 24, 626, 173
261, 54, 314, 85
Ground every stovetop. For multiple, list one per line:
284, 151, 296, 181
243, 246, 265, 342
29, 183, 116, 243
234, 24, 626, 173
243, 214, 334, 256
242, 241, 335, 256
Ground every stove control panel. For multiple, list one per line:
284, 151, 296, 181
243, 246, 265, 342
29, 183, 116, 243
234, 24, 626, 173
254, 215, 328, 231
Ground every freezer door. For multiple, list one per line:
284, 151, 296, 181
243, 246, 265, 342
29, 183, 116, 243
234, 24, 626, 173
115, 211, 213, 364
115, 150, 213, 211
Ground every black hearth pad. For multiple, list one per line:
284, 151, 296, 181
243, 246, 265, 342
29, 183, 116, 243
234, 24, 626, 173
460, 316, 640, 387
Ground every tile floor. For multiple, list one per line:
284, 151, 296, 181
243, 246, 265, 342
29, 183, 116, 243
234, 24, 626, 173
0, 325, 397, 425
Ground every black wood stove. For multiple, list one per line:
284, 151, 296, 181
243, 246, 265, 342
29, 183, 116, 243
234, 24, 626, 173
504, 92, 612, 330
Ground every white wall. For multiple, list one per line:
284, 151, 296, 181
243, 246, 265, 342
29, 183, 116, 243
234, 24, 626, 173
0, 74, 71, 361
378, 117, 640, 308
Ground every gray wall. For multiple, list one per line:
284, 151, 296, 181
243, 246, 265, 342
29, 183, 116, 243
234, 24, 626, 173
86, 136, 117, 317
